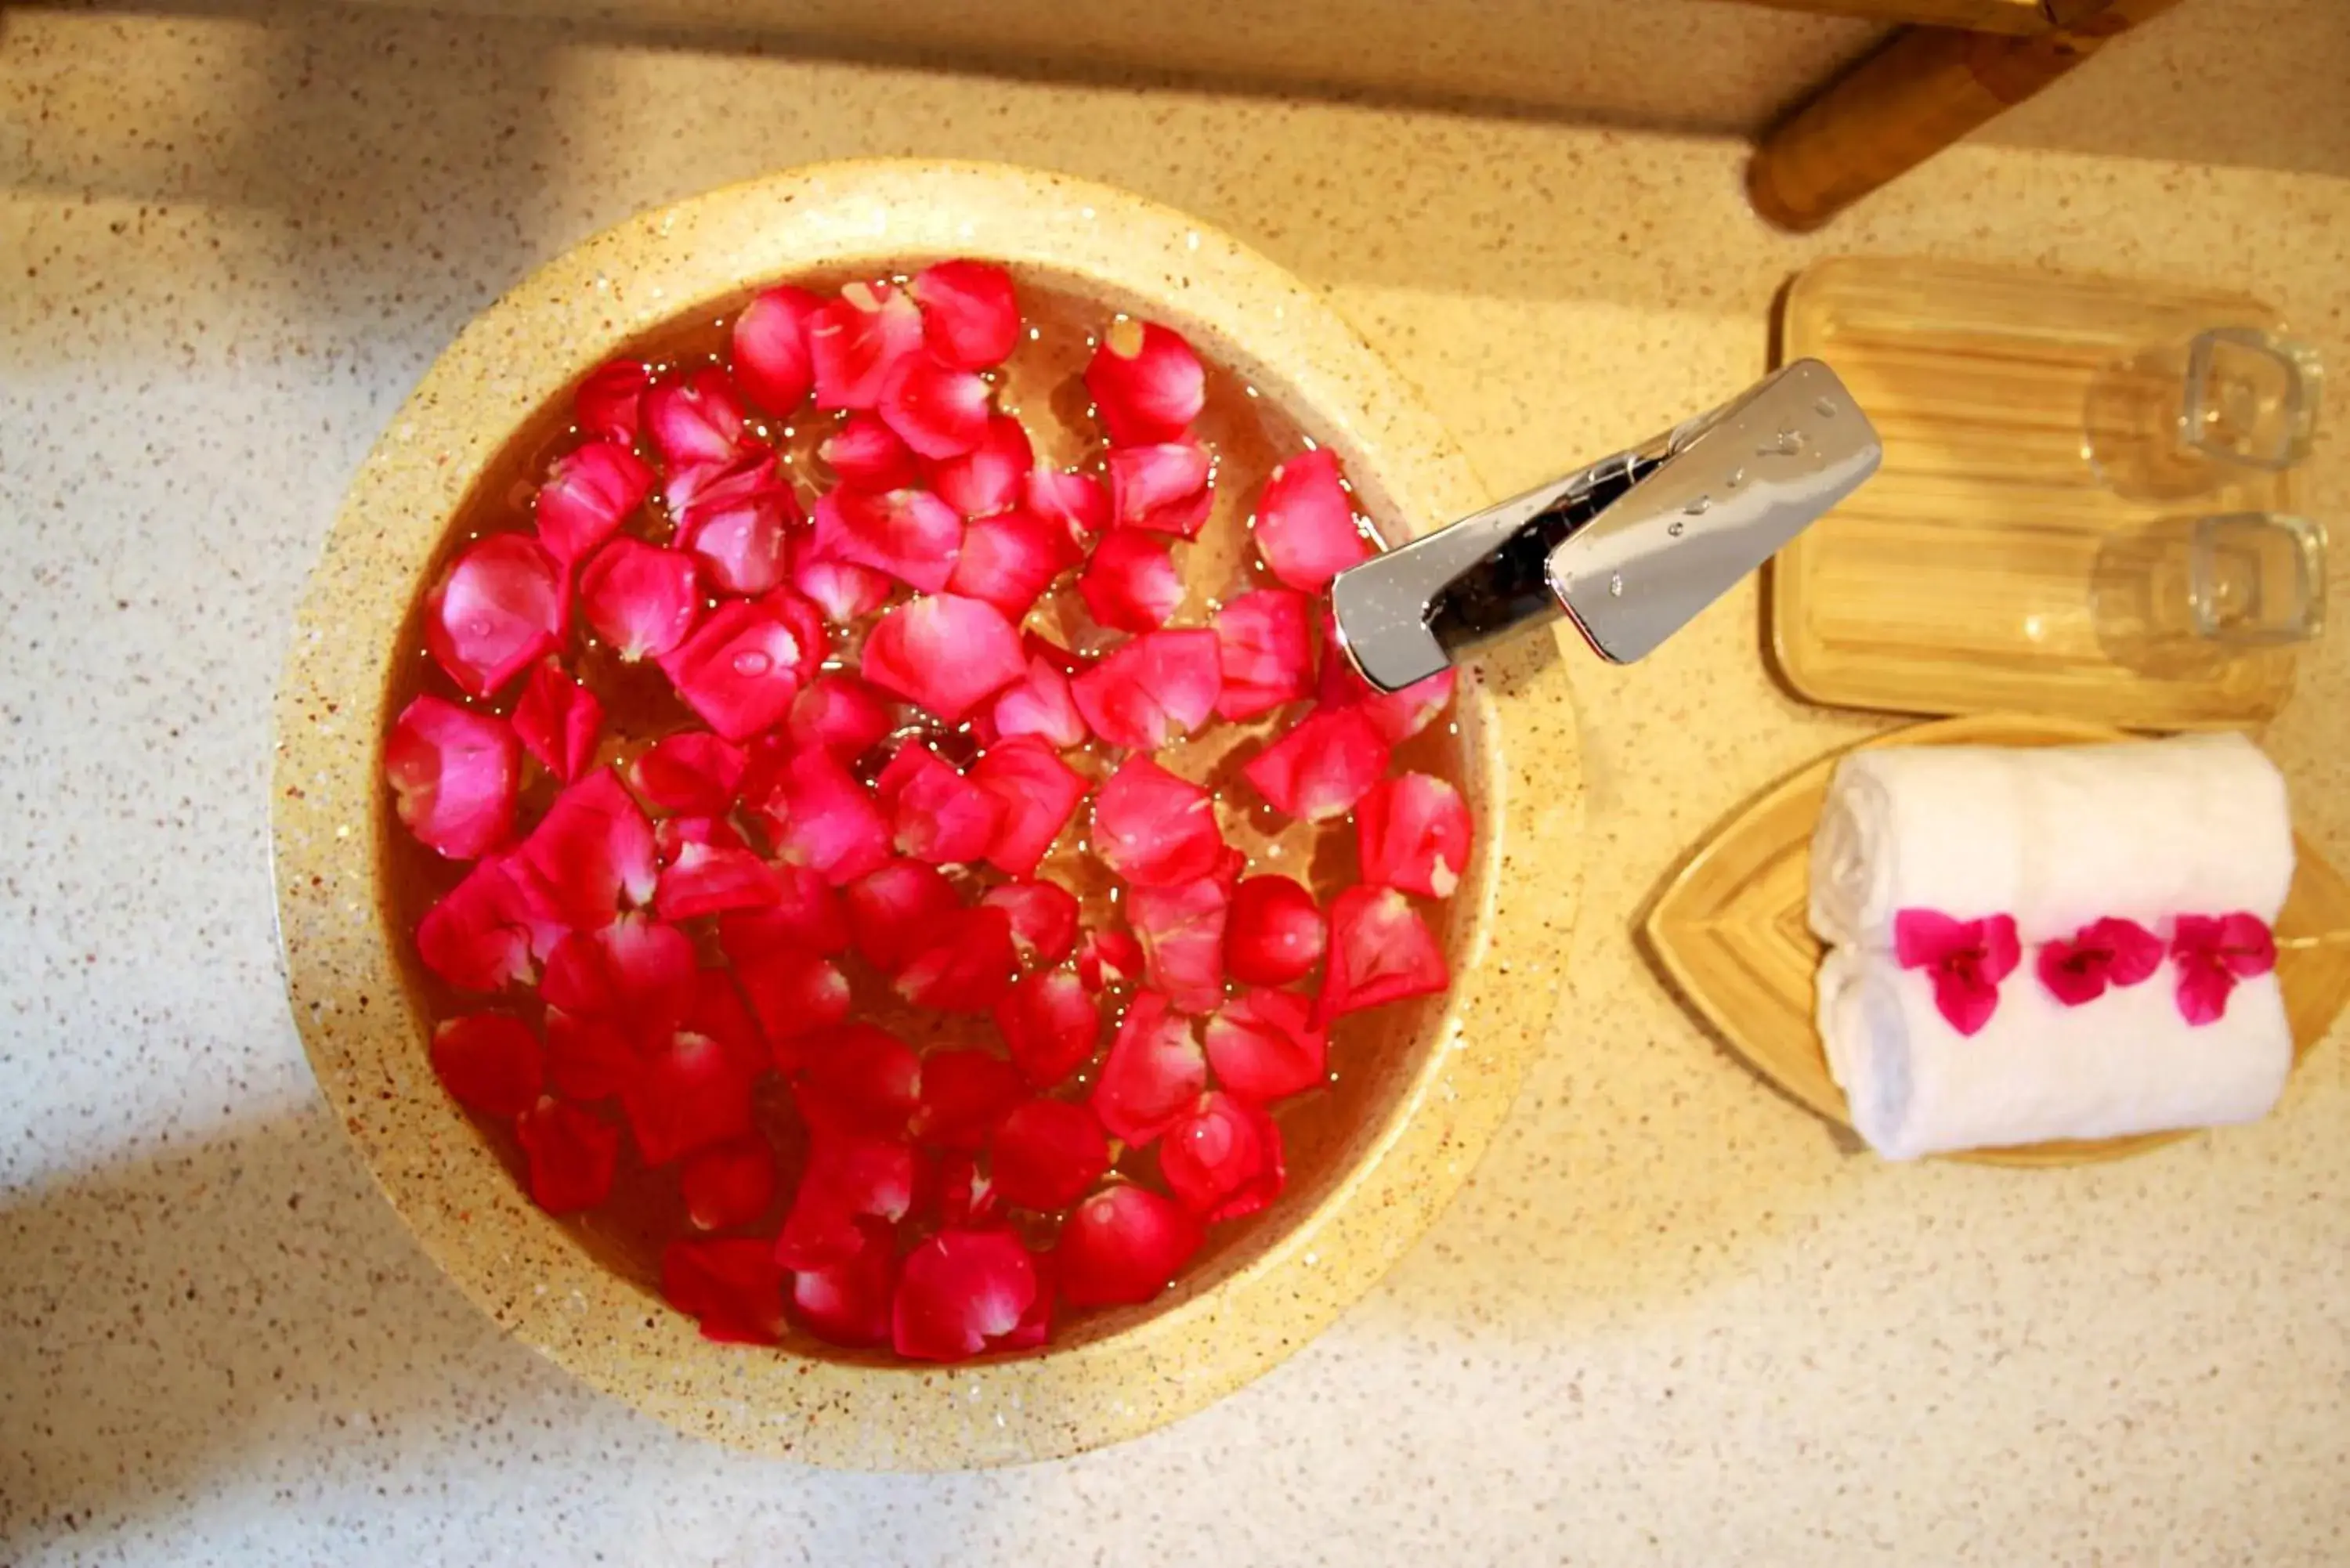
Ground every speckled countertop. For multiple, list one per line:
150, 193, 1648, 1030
5, 4, 2349, 1564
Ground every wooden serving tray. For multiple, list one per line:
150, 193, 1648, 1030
1642, 714, 2350, 1167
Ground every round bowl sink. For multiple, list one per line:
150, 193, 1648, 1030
272, 159, 1581, 1467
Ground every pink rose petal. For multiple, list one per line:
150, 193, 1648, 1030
1089, 989, 1206, 1146
1242, 705, 1390, 823
912, 259, 1021, 370
1211, 588, 1315, 721
645, 365, 750, 470
969, 737, 1089, 876
386, 693, 519, 859
579, 537, 700, 663
1092, 757, 1226, 888
1070, 628, 1220, 752
860, 594, 1028, 724
1077, 529, 1183, 634
1255, 448, 1372, 592
534, 439, 653, 566
1202, 988, 1327, 1103
880, 356, 992, 461
1084, 318, 1206, 446
425, 534, 566, 698
1108, 438, 1214, 537
931, 414, 1032, 519
732, 284, 823, 415
989, 655, 1089, 749
1355, 772, 1473, 898
1318, 885, 1448, 1022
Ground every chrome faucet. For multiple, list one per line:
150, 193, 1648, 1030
1327, 359, 1883, 692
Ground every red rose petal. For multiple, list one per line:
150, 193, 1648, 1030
540, 912, 696, 1040
844, 858, 962, 972
1071, 629, 1221, 752
891, 1228, 1041, 1363
732, 284, 823, 416
511, 769, 660, 931
1089, 989, 1207, 1146
938, 1152, 1003, 1228
1364, 667, 1457, 744
980, 880, 1080, 964
796, 1024, 924, 1141
657, 593, 817, 742
790, 535, 895, 627
1130, 870, 1234, 1017
1319, 885, 1448, 1021
653, 840, 783, 920
1025, 464, 1111, 541
1159, 1090, 1285, 1222
993, 968, 1102, 1088
895, 906, 1020, 1014
663, 1236, 786, 1345
931, 414, 1032, 519
1108, 438, 1214, 537
645, 365, 750, 470
428, 1012, 544, 1118
880, 356, 992, 461
627, 731, 747, 815
579, 537, 700, 663
1202, 988, 1327, 1103
575, 358, 651, 445
1084, 318, 1206, 446
910, 1049, 1029, 1151
947, 508, 1075, 620
1092, 757, 1226, 887
510, 660, 602, 784
515, 1097, 620, 1214
653, 815, 745, 869
1211, 588, 1314, 721
417, 853, 545, 992
719, 864, 851, 959
425, 534, 566, 698
860, 593, 1027, 724
1076, 529, 1184, 634
810, 280, 926, 412
683, 968, 767, 1075
534, 439, 653, 566
787, 672, 896, 763
1242, 705, 1390, 823
1074, 927, 1144, 994
912, 259, 1021, 370
1355, 772, 1473, 899
623, 1028, 758, 1166
1057, 1183, 1202, 1307
680, 1135, 777, 1230
989, 655, 1088, 749
761, 746, 891, 886
969, 737, 1089, 876
875, 741, 1008, 865
542, 1006, 635, 1101
989, 1099, 1110, 1211
1225, 875, 1327, 987
816, 486, 963, 594
1254, 447, 1372, 592
732, 946, 851, 1060
789, 1216, 897, 1349
386, 693, 519, 860
674, 451, 801, 597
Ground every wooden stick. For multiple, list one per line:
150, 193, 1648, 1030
1722, 0, 2048, 33
1747, 0, 2185, 233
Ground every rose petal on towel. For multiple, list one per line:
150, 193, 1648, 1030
2037, 916, 2165, 1006
579, 537, 701, 663
1084, 318, 1206, 446
1253, 447, 1371, 592
515, 1097, 620, 1215
980, 880, 1081, 964
989, 1099, 1111, 1212
1894, 909, 2020, 1035
535, 439, 654, 566
787, 672, 897, 763
1092, 756, 1225, 888
2170, 912, 2278, 1026
732, 284, 823, 415
1057, 1183, 1202, 1307
810, 280, 925, 411
894, 906, 1020, 1014
663, 1236, 787, 1345
645, 365, 750, 470
1025, 464, 1111, 542
1130, 871, 1233, 1016
1355, 772, 1473, 899
428, 1013, 544, 1118
931, 414, 1032, 519
1159, 1090, 1285, 1223
1202, 988, 1327, 1104
990, 655, 1089, 749
891, 1228, 1041, 1363
1073, 927, 1145, 995
875, 741, 1008, 865
680, 1136, 778, 1231
2214, 912, 2279, 977
860, 593, 1028, 724
843, 858, 962, 972
1089, 989, 1206, 1147
1070, 629, 1220, 752
947, 508, 1076, 620
575, 358, 652, 445
788, 1216, 897, 1349
910, 1049, 1029, 1152
1108, 438, 1214, 538
386, 694, 520, 860
970, 737, 1090, 877
511, 769, 660, 931
1318, 886, 1448, 1022
425, 534, 566, 698
1210, 588, 1314, 721
993, 968, 1102, 1089
2097, 916, 2169, 985
1224, 875, 1326, 988
912, 259, 1021, 370
1077, 529, 1184, 634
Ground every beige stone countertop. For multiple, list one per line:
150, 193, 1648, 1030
4, 4, 2348, 1563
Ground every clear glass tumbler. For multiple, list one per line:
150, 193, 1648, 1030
2084, 327, 2323, 501
2090, 511, 2326, 675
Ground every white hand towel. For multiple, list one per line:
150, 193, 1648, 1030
1816, 945, 2292, 1161
1809, 732, 2293, 949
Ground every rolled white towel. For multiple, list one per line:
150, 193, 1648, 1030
1809, 732, 2293, 949
1817, 945, 2292, 1161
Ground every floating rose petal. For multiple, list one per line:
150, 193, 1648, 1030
1058, 1183, 1203, 1307
756, 747, 891, 887
970, 737, 1089, 876
947, 509, 1074, 620
627, 731, 747, 815
579, 537, 700, 663
656, 594, 815, 742
1242, 705, 1390, 823
989, 1099, 1110, 1211
1026, 465, 1111, 542
653, 840, 782, 920
1356, 772, 1473, 899
1085, 318, 1206, 446
862, 598, 1024, 728
1225, 875, 1326, 988
663, 1236, 786, 1345
1076, 529, 1183, 634
875, 742, 1007, 865
989, 656, 1087, 750
981, 880, 1080, 964
575, 358, 652, 444
1211, 588, 1314, 721
540, 912, 696, 1041
790, 537, 895, 627
1202, 988, 1326, 1103
795, 1025, 924, 1142
993, 968, 1101, 1088
910, 1049, 1029, 1151
1160, 1091, 1285, 1222
895, 906, 1019, 1014
1074, 927, 1144, 994
1255, 448, 1372, 592
1089, 989, 1207, 1147
645, 365, 750, 470
1319, 886, 1449, 1022
510, 769, 660, 931
543, 1006, 636, 1101
653, 815, 745, 869
425, 534, 566, 699
879, 356, 991, 461
810, 280, 926, 412
428, 1013, 543, 1118
776, 1132, 920, 1274
844, 858, 962, 972
719, 865, 850, 959
534, 439, 653, 566
1108, 439, 1214, 538
1071, 629, 1221, 752
1366, 667, 1456, 743
732, 284, 823, 415
515, 1097, 620, 1214
417, 853, 545, 992
623, 1029, 758, 1166
733, 947, 851, 1062
674, 451, 801, 597
817, 486, 963, 594
385, 694, 519, 860
913, 259, 1021, 370
680, 1136, 777, 1231
789, 1216, 896, 1349
786, 673, 895, 764
1130, 873, 1233, 1016
819, 413, 919, 492
891, 1228, 1041, 1363
684, 968, 768, 1077
510, 661, 602, 784
931, 414, 1032, 519
1092, 757, 1226, 888
938, 1153, 1002, 1228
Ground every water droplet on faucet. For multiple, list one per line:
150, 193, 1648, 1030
1685, 496, 1712, 516
1667, 520, 1685, 537
1607, 573, 1624, 598
1814, 396, 1837, 418
1726, 467, 1746, 489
